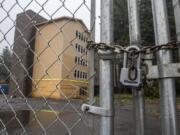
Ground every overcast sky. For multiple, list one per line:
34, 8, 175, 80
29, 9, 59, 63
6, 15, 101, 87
0, 0, 101, 52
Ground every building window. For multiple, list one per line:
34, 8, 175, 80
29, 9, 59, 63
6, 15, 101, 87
83, 36, 86, 42
80, 71, 82, 78
81, 58, 82, 65
84, 73, 86, 79
74, 70, 77, 78
75, 43, 87, 54
83, 72, 85, 79
75, 43, 78, 50
77, 71, 80, 78
83, 73, 85, 79
79, 71, 80, 78
79, 32, 81, 39
83, 59, 85, 66
80, 59, 82, 66
76, 30, 78, 37
81, 47, 83, 53
80, 58, 82, 65
75, 56, 77, 64
81, 33, 84, 41
78, 45, 80, 52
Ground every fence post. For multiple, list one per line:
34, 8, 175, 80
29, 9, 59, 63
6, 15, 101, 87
88, 0, 96, 133
172, 0, 180, 133
100, 0, 114, 135
172, 0, 180, 60
127, 0, 145, 135
89, 0, 96, 105
151, 0, 177, 135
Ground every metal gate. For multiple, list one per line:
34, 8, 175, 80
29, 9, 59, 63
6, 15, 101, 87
0, 0, 179, 135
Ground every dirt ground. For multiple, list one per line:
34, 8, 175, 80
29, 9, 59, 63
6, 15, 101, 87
0, 96, 179, 135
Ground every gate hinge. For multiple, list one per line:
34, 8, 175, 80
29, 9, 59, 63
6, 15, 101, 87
81, 104, 113, 117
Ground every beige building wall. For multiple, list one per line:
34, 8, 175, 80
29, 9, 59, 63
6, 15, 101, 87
32, 18, 90, 99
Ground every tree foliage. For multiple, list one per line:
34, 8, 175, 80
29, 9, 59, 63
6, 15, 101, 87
0, 47, 11, 83
114, 0, 129, 45
113, 0, 179, 96
114, 0, 175, 44
139, 0, 154, 45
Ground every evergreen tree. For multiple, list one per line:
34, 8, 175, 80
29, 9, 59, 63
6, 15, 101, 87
0, 46, 11, 83
113, 0, 177, 96
139, 0, 154, 45
114, 0, 129, 45
114, 0, 175, 45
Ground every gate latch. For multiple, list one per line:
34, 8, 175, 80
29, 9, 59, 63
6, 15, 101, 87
81, 104, 113, 117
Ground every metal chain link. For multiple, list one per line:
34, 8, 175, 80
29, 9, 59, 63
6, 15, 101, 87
87, 40, 180, 83
87, 40, 180, 86
87, 40, 180, 55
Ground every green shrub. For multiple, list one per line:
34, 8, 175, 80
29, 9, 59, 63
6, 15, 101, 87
144, 80, 159, 99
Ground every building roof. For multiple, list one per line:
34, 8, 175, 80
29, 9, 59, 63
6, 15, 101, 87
36, 16, 90, 33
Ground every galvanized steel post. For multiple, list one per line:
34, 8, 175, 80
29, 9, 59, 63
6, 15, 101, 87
127, 0, 145, 135
172, 0, 180, 60
100, 0, 114, 135
88, 0, 96, 133
172, 0, 180, 133
89, 0, 96, 105
151, 0, 177, 135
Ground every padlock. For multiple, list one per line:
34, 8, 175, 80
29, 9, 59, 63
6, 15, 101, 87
120, 46, 142, 87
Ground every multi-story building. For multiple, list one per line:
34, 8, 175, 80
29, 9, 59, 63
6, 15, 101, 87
9, 10, 47, 98
10, 10, 90, 99
32, 16, 90, 99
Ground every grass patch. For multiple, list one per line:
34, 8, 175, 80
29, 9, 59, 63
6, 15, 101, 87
93, 94, 180, 107
176, 97, 180, 104
114, 94, 132, 104
114, 94, 180, 105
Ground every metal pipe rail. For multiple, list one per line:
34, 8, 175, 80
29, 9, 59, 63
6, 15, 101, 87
100, 0, 114, 135
151, 0, 178, 134
127, 0, 145, 135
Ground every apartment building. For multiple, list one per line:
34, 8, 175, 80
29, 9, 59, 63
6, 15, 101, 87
32, 17, 90, 99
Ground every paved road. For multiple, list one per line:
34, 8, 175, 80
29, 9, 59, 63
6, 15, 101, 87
0, 97, 178, 135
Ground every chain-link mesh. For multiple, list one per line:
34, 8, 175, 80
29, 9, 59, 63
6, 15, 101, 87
0, 0, 98, 134
1, 0, 180, 134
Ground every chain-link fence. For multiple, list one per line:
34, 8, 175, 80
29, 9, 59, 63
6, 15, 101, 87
1, 0, 180, 135
0, 0, 100, 134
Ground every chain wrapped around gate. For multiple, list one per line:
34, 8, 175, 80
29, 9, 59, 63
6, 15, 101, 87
86, 40, 180, 88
